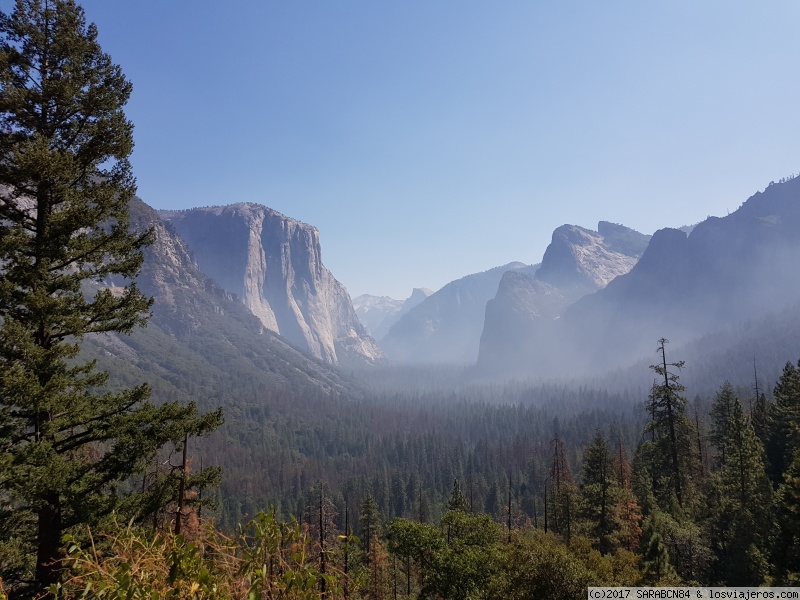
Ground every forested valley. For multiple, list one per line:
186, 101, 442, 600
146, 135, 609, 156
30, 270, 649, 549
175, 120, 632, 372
3, 0, 800, 598
14, 347, 800, 598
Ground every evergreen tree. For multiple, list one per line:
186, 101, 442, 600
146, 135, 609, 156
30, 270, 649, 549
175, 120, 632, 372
447, 479, 469, 512
0, 0, 222, 590
706, 394, 772, 585
709, 381, 736, 466
640, 522, 680, 585
774, 453, 800, 583
643, 339, 694, 510
751, 392, 770, 449
612, 436, 643, 553
360, 493, 381, 558
766, 360, 800, 486
548, 437, 576, 538
580, 431, 615, 553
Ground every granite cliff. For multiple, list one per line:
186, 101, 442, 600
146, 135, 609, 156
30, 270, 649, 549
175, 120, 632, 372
160, 203, 383, 367
478, 222, 650, 376
87, 198, 355, 397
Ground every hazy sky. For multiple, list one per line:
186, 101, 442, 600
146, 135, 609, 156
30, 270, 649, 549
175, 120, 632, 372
18, 1, 800, 298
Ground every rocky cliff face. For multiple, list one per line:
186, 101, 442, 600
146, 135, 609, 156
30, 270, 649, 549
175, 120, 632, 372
560, 176, 800, 372
91, 198, 356, 396
535, 224, 642, 292
380, 263, 535, 363
478, 223, 649, 376
160, 203, 384, 367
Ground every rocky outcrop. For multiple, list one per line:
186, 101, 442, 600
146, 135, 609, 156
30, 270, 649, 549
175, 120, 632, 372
477, 223, 649, 376
535, 224, 642, 292
354, 288, 433, 340
380, 263, 535, 363
160, 203, 384, 367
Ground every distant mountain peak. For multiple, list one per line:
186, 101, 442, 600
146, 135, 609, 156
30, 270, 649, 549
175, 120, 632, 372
534, 223, 646, 291
353, 287, 433, 340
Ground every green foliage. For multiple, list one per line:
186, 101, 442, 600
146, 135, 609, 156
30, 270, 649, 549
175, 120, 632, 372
642, 511, 709, 584
0, 0, 222, 590
766, 360, 800, 486
488, 530, 593, 600
580, 431, 616, 552
447, 479, 469, 513
359, 493, 381, 557
709, 381, 737, 466
239, 508, 329, 599
388, 510, 501, 600
705, 390, 772, 585
640, 519, 680, 585
773, 453, 800, 583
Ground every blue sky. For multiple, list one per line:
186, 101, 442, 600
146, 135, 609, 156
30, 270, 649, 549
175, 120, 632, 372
20, 1, 800, 298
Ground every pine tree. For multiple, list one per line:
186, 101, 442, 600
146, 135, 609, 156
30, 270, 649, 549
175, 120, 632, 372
643, 339, 694, 510
766, 360, 800, 486
751, 392, 770, 449
640, 522, 680, 585
580, 431, 615, 553
360, 493, 381, 558
0, 0, 222, 590
709, 381, 736, 466
447, 479, 469, 513
547, 437, 576, 539
612, 438, 643, 553
774, 453, 800, 582
706, 394, 772, 585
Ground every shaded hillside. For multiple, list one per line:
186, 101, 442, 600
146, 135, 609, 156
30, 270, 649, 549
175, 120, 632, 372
479, 176, 800, 378
380, 262, 536, 363
591, 300, 800, 399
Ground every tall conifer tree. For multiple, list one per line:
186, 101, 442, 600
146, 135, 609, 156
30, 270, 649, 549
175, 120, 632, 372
709, 381, 736, 466
0, 0, 221, 590
643, 339, 694, 510
580, 431, 615, 553
706, 393, 772, 584
766, 360, 800, 486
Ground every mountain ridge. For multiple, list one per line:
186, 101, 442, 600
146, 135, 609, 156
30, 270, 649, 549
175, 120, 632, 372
478, 177, 800, 378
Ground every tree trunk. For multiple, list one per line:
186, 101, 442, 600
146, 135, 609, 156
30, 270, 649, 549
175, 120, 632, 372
36, 493, 62, 587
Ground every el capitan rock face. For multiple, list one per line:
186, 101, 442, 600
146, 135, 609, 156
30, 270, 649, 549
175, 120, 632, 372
160, 203, 383, 367
95, 198, 356, 396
